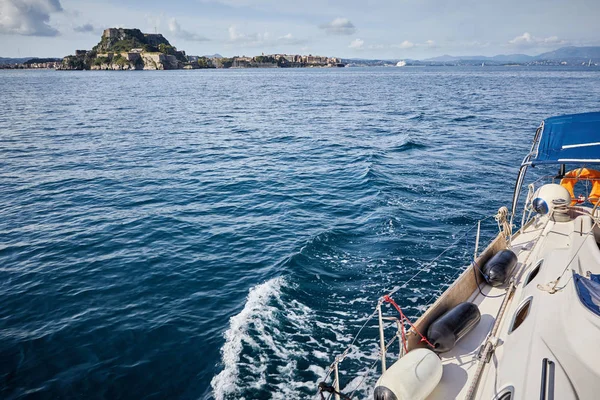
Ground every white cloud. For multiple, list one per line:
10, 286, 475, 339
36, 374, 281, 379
73, 23, 95, 33
0, 0, 63, 36
392, 40, 415, 49
228, 25, 266, 45
509, 32, 533, 45
319, 17, 355, 35
168, 17, 209, 42
400, 40, 414, 49
349, 39, 436, 52
277, 33, 305, 44
227, 25, 305, 47
461, 40, 491, 48
349, 38, 364, 49
508, 32, 566, 48
228, 25, 242, 41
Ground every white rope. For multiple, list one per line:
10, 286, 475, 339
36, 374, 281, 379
522, 183, 536, 228
495, 206, 512, 238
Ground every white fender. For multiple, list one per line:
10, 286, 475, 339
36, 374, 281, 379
373, 348, 443, 400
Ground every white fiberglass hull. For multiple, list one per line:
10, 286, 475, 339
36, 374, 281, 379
422, 208, 600, 399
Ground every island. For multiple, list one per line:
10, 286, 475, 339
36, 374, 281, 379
57, 28, 344, 70
2, 28, 597, 70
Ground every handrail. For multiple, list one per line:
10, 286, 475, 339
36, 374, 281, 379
540, 358, 548, 400
539, 358, 554, 400
377, 302, 386, 373
334, 363, 341, 400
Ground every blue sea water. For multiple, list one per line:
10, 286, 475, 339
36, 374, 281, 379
1, 66, 599, 400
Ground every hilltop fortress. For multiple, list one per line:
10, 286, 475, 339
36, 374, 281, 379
101, 28, 167, 47
58, 27, 344, 70
60, 28, 187, 70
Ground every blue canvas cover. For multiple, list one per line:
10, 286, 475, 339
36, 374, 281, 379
531, 112, 600, 166
574, 273, 600, 317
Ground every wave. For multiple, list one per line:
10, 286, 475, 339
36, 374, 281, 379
409, 113, 425, 121
452, 115, 477, 122
210, 277, 285, 400
391, 140, 427, 152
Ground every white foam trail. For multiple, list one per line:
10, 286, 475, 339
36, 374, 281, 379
211, 277, 284, 400
210, 275, 382, 399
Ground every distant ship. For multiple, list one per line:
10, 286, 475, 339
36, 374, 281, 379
396, 60, 407, 67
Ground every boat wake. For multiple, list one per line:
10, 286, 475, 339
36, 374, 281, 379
210, 267, 385, 400
211, 277, 326, 400
211, 277, 284, 399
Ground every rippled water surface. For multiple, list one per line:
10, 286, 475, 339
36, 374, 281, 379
1, 67, 599, 399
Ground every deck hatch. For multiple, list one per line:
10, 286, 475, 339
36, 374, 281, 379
494, 386, 514, 400
509, 297, 532, 334
525, 260, 543, 286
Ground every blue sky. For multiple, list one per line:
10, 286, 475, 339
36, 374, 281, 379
1, 0, 599, 59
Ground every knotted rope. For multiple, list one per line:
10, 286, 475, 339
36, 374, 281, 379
495, 206, 512, 238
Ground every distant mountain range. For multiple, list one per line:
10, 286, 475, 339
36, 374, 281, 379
0, 57, 36, 65
425, 54, 532, 63
424, 46, 600, 63
535, 46, 600, 61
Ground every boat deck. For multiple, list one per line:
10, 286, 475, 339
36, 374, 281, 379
428, 283, 506, 399
426, 210, 600, 399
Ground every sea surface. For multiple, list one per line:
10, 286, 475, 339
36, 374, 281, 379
1, 66, 599, 399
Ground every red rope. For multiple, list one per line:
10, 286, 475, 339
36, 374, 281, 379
382, 295, 435, 350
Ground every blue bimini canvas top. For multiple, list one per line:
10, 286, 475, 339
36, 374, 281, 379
574, 273, 600, 317
529, 112, 600, 166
